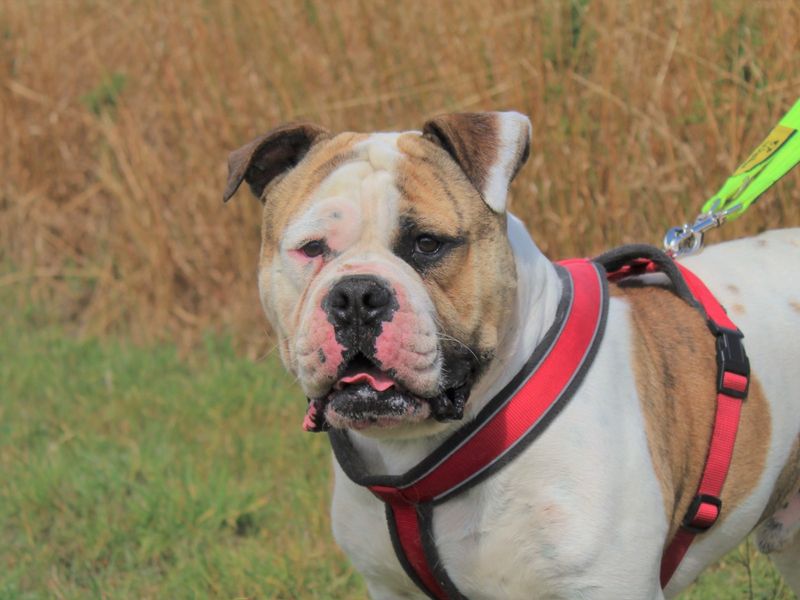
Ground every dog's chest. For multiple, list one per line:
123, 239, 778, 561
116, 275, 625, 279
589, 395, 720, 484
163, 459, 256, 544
329, 433, 648, 600
330, 464, 568, 599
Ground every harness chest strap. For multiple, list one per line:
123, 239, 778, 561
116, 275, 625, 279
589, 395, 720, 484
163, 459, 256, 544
329, 250, 750, 598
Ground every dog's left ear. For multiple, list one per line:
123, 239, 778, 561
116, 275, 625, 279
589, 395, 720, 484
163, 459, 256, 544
223, 122, 329, 203
423, 111, 531, 213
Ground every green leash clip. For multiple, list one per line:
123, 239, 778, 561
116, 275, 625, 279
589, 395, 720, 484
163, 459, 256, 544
664, 97, 800, 257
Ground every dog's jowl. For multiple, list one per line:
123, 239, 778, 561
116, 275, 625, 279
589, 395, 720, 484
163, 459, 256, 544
225, 112, 800, 599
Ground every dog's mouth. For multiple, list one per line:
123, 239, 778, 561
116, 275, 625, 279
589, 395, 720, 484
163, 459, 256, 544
302, 352, 473, 432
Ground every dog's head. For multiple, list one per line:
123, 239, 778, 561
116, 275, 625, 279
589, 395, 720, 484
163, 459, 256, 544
224, 112, 531, 434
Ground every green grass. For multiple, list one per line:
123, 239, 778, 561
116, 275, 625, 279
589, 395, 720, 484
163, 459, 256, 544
681, 538, 794, 599
0, 308, 794, 599
0, 310, 365, 599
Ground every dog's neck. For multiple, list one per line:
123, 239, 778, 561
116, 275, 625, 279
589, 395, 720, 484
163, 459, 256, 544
344, 213, 563, 475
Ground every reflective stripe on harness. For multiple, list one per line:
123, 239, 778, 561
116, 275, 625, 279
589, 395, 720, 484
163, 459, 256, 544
329, 248, 749, 598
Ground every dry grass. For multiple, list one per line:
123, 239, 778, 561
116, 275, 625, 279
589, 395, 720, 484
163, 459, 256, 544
2, 0, 800, 351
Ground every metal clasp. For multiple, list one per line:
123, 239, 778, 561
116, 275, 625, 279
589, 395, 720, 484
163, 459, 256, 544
663, 200, 741, 258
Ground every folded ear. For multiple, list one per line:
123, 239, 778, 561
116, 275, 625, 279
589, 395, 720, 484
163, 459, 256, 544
422, 111, 531, 213
223, 122, 329, 203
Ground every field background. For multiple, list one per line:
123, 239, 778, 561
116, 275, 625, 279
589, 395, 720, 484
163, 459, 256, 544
1, 0, 799, 598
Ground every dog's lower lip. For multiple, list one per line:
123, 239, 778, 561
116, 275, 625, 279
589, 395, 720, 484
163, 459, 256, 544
302, 376, 472, 431
323, 383, 430, 429
302, 350, 473, 431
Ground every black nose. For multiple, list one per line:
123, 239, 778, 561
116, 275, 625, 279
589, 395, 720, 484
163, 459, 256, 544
325, 275, 396, 328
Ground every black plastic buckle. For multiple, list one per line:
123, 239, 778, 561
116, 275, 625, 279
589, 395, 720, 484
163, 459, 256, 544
682, 494, 722, 533
709, 325, 750, 398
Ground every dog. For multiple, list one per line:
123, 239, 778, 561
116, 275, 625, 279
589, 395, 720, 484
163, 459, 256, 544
223, 112, 800, 599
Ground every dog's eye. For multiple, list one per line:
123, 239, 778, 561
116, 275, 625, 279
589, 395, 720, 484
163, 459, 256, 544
300, 240, 325, 258
414, 235, 442, 255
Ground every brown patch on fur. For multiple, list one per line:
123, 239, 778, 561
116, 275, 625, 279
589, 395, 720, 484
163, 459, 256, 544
394, 133, 516, 357
727, 284, 740, 294
731, 303, 746, 315
790, 300, 800, 314
258, 132, 367, 254
614, 284, 772, 538
757, 239, 769, 247
422, 113, 500, 200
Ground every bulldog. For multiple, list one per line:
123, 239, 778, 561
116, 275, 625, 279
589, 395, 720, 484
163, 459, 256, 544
223, 112, 800, 599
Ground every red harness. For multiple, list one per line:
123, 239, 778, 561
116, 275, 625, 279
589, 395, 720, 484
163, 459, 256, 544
329, 247, 750, 598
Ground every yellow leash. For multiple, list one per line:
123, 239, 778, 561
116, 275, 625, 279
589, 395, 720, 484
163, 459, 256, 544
664, 97, 800, 257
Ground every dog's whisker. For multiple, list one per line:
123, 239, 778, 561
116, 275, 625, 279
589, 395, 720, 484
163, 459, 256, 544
255, 341, 280, 363
436, 332, 479, 362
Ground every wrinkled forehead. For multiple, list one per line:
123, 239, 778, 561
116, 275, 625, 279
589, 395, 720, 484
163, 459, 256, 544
264, 130, 479, 249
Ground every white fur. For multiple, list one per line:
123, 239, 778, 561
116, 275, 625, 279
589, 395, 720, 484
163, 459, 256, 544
482, 112, 532, 213
330, 224, 800, 599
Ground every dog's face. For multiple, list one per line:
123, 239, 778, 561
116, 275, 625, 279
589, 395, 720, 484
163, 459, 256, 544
224, 113, 531, 434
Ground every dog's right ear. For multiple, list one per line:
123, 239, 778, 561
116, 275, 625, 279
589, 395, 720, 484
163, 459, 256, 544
223, 122, 329, 203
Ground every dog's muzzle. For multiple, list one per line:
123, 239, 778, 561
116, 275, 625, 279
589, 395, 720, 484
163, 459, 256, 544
301, 274, 477, 432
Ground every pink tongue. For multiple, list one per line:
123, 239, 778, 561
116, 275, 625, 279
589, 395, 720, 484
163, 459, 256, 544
340, 372, 395, 392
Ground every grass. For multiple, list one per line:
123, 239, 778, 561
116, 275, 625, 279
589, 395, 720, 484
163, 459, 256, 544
0, 306, 795, 599
681, 538, 794, 600
0, 307, 364, 599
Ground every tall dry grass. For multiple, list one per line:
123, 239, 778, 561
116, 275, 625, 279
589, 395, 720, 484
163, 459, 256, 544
2, 0, 799, 351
